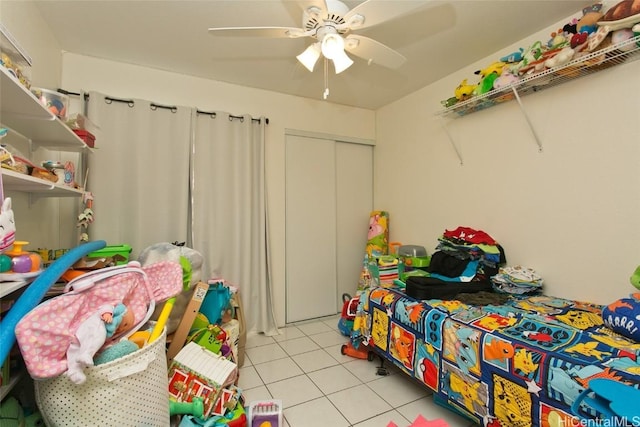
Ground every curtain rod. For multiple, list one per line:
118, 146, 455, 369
196, 109, 269, 125
61, 90, 269, 123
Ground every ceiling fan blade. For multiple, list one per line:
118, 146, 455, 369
296, 0, 328, 15
344, 34, 406, 69
208, 26, 307, 38
343, 0, 430, 30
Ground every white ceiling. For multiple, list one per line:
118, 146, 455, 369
33, 0, 588, 110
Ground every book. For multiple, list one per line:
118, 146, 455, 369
168, 341, 238, 418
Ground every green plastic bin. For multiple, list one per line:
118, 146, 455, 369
87, 244, 132, 265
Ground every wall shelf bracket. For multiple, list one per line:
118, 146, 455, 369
511, 86, 543, 153
438, 116, 463, 166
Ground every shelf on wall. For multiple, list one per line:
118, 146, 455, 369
0, 66, 90, 152
438, 35, 640, 118
2, 168, 84, 198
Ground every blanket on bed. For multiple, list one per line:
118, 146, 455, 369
356, 286, 640, 427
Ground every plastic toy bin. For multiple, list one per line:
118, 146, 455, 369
87, 244, 132, 265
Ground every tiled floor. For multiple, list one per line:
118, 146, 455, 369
238, 314, 476, 427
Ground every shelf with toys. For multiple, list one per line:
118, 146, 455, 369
0, 67, 91, 152
1, 168, 84, 199
438, 1, 640, 122
438, 34, 640, 119
1, 65, 91, 197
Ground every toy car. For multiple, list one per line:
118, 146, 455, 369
341, 341, 375, 361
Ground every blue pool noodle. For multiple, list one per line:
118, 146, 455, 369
0, 240, 106, 366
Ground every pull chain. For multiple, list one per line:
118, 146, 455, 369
323, 58, 329, 100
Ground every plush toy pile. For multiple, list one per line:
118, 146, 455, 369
441, 0, 640, 108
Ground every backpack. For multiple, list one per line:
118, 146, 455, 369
15, 260, 183, 380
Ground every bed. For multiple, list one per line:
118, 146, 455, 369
353, 285, 640, 426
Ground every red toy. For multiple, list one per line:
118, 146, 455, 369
341, 341, 375, 361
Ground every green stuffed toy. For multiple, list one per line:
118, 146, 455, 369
631, 265, 640, 290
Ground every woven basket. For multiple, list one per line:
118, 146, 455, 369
35, 329, 169, 427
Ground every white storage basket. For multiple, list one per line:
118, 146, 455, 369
35, 328, 169, 427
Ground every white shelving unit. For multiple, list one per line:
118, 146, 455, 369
438, 35, 640, 118
436, 35, 640, 163
0, 65, 91, 400
1, 66, 90, 196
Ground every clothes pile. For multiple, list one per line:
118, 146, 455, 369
491, 265, 544, 295
428, 226, 505, 283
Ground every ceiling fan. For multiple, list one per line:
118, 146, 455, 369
208, 0, 428, 98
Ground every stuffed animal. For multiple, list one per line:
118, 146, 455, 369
454, 79, 477, 101
577, 3, 604, 34
66, 303, 134, 384
631, 265, 640, 289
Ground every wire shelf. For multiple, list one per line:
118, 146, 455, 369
438, 34, 640, 118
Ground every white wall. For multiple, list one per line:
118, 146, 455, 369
375, 17, 640, 305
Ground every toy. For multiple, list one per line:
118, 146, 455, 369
611, 28, 636, 51
544, 47, 575, 69
0, 240, 106, 367
170, 396, 205, 417
500, 48, 524, 63
66, 302, 134, 384
0, 173, 15, 253
3, 241, 42, 274
338, 293, 359, 335
341, 340, 375, 361
454, 79, 477, 101
577, 3, 604, 34
138, 242, 204, 335
93, 339, 138, 365
631, 264, 640, 289
14, 259, 183, 380
475, 72, 499, 95
474, 61, 506, 79
247, 400, 282, 427
492, 70, 520, 89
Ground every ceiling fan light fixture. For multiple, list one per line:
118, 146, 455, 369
321, 33, 344, 60
296, 43, 321, 72
332, 50, 354, 74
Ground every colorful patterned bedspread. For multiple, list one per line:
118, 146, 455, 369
356, 286, 640, 426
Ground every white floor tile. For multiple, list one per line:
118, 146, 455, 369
245, 332, 276, 349
295, 320, 333, 336
242, 385, 273, 405
277, 336, 320, 356
328, 384, 393, 425
266, 375, 323, 409
283, 396, 349, 427
237, 365, 263, 390
272, 325, 305, 342
352, 409, 411, 427
309, 330, 350, 347
239, 317, 479, 427
245, 342, 288, 365
292, 349, 339, 373
343, 358, 388, 383
307, 364, 362, 395
254, 357, 304, 384
395, 396, 472, 427
367, 374, 430, 408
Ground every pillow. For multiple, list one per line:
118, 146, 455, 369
602, 293, 640, 341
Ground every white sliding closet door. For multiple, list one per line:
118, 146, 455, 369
285, 133, 373, 323
336, 142, 373, 307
